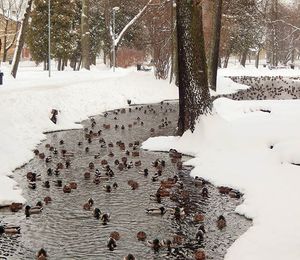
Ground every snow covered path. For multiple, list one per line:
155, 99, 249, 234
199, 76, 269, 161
0, 66, 178, 206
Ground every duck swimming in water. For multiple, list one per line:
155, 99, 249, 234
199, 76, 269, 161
94, 208, 101, 219
25, 205, 42, 217
107, 237, 117, 251
101, 213, 111, 225
37, 248, 47, 260
217, 215, 226, 230
147, 238, 161, 251
146, 206, 166, 215
124, 253, 135, 260
0, 225, 20, 235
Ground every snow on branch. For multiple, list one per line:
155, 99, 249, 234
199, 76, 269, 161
114, 0, 153, 47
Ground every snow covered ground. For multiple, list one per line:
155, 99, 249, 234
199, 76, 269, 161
0, 63, 178, 206
143, 68, 300, 259
1, 62, 300, 259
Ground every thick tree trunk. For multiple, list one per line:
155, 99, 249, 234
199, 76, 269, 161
11, 0, 33, 78
57, 58, 62, 71
209, 0, 223, 91
176, 0, 212, 136
81, 0, 90, 70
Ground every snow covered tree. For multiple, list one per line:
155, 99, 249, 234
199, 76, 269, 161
176, 0, 212, 135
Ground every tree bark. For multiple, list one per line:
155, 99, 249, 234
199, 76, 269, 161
209, 0, 223, 91
11, 0, 34, 78
2, 20, 8, 62
240, 49, 248, 67
81, 0, 90, 70
255, 49, 261, 68
177, 0, 212, 135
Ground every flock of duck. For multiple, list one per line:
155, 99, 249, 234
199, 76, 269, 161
217, 76, 300, 100
0, 101, 243, 260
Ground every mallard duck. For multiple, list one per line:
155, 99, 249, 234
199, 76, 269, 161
63, 185, 72, 193
124, 253, 135, 260
201, 187, 208, 198
9, 203, 23, 213
143, 168, 149, 177
173, 207, 185, 219
137, 231, 147, 241
28, 182, 36, 190
44, 196, 52, 205
0, 225, 20, 235
217, 215, 226, 230
94, 208, 101, 219
55, 180, 62, 187
110, 231, 120, 241
25, 205, 42, 217
113, 182, 118, 189
101, 213, 111, 225
107, 237, 117, 251
195, 225, 205, 242
104, 185, 112, 193
147, 238, 161, 251
43, 181, 50, 188
146, 206, 166, 215
37, 248, 47, 260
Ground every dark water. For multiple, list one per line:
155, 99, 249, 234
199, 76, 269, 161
0, 102, 251, 259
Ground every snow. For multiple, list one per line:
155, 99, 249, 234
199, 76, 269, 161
143, 68, 300, 259
1, 61, 300, 259
0, 63, 178, 206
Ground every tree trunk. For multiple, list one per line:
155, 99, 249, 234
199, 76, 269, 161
209, 0, 223, 91
11, 0, 34, 78
57, 58, 62, 71
176, 0, 212, 136
240, 50, 248, 67
255, 49, 261, 68
2, 20, 8, 62
81, 0, 90, 70
76, 56, 82, 71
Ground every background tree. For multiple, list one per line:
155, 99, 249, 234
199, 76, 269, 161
81, 0, 90, 70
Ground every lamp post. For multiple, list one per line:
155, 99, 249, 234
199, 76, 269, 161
48, 0, 51, 77
112, 6, 119, 72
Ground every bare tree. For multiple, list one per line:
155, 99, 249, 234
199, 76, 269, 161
11, 0, 33, 78
177, 0, 211, 135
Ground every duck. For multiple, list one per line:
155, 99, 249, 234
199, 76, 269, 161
47, 168, 53, 176
113, 182, 118, 189
37, 248, 47, 260
136, 231, 147, 241
107, 237, 117, 251
84, 172, 91, 179
124, 253, 135, 260
104, 185, 112, 193
94, 208, 101, 219
143, 168, 149, 177
146, 206, 166, 215
0, 225, 21, 235
201, 187, 208, 198
160, 239, 173, 252
83, 198, 94, 210
173, 207, 185, 220
110, 231, 120, 241
195, 225, 205, 242
69, 182, 77, 189
63, 185, 72, 193
147, 238, 161, 251
43, 181, 50, 188
9, 203, 23, 213
44, 196, 52, 205
28, 182, 37, 190
55, 180, 62, 187
101, 213, 111, 225
25, 205, 42, 217
217, 215, 226, 230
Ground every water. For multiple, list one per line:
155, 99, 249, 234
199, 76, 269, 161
0, 102, 251, 259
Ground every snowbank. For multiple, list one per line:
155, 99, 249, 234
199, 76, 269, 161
142, 97, 300, 260
0, 65, 178, 206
